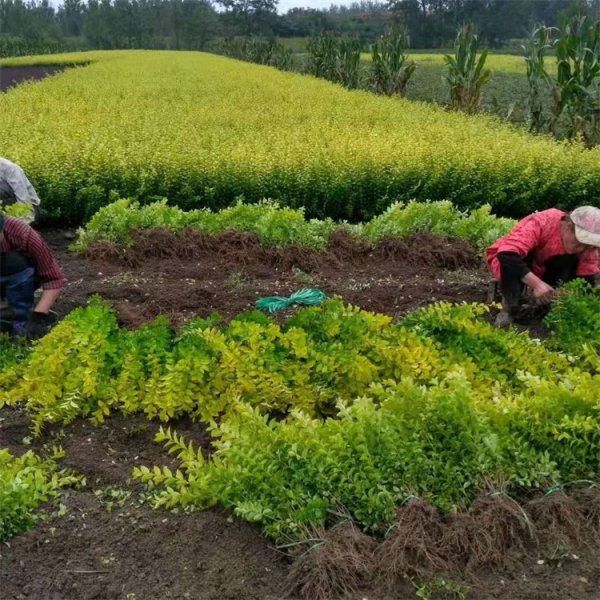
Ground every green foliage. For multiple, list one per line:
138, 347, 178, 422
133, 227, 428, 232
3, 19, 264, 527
1, 296, 598, 542
130, 301, 598, 541
0, 446, 83, 542
523, 25, 553, 133
5, 297, 595, 437
306, 33, 340, 81
337, 38, 362, 89
413, 577, 470, 600
134, 363, 595, 540
73, 198, 515, 253
0, 202, 34, 220
0, 335, 30, 371
369, 27, 416, 96
361, 201, 515, 250
523, 17, 600, 146
545, 279, 600, 355
0, 37, 83, 59
553, 16, 600, 146
0, 298, 121, 435
306, 34, 363, 89
444, 24, 492, 114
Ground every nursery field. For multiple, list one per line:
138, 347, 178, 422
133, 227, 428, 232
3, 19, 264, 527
1, 50, 600, 225
1, 56, 599, 600
1, 199, 600, 600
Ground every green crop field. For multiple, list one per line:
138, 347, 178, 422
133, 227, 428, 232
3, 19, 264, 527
1, 50, 598, 225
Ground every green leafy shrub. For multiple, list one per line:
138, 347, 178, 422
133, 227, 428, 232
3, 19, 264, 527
134, 367, 595, 540
545, 279, 600, 355
361, 201, 515, 250
1, 298, 594, 440
73, 198, 515, 253
0, 447, 83, 541
1, 297, 598, 542
0, 298, 121, 435
0, 335, 30, 371
0, 202, 34, 220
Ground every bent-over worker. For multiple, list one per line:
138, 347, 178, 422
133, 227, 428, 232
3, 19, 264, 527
0, 157, 40, 223
0, 215, 65, 337
487, 206, 600, 327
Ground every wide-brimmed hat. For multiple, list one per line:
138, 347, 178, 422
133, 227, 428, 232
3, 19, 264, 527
571, 206, 600, 248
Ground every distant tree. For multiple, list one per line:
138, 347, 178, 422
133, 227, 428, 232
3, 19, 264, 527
215, 0, 278, 35
386, 0, 587, 48
58, 0, 86, 37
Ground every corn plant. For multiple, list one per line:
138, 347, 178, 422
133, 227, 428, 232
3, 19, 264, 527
213, 37, 292, 71
523, 25, 554, 133
369, 27, 416, 96
337, 38, 362, 89
444, 24, 492, 114
306, 33, 339, 81
552, 16, 600, 146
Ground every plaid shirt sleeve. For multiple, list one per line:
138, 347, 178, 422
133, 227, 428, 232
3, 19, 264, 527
5, 218, 66, 290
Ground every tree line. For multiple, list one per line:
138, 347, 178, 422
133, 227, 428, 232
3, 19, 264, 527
0, 0, 599, 54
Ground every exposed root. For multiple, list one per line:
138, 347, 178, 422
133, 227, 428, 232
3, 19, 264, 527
527, 491, 587, 554
287, 522, 377, 600
441, 493, 534, 573
286, 491, 600, 599
327, 228, 371, 263
572, 486, 600, 543
85, 240, 138, 267
372, 233, 479, 270
376, 500, 447, 583
85, 228, 480, 272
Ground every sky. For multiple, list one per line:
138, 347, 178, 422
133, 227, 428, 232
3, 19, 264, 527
277, 0, 345, 14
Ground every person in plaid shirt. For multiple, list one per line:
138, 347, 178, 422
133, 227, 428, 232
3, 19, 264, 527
487, 206, 600, 327
0, 215, 65, 337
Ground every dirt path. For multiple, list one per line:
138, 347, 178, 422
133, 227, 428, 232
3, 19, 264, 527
0, 65, 67, 93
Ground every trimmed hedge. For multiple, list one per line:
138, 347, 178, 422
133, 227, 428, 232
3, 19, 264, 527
1, 50, 599, 224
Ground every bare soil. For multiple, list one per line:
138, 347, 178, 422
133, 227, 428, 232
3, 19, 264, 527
46, 227, 491, 329
0, 65, 67, 93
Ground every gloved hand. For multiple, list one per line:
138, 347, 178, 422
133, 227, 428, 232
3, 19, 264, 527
27, 311, 56, 340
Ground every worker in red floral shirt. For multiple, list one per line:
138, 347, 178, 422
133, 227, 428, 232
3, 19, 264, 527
0, 215, 65, 337
487, 206, 600, 327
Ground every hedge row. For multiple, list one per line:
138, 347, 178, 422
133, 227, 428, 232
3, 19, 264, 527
1, 50, 598, 224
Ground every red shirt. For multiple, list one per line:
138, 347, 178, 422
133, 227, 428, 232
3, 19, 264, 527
0, 217, 66, 290
487, 209, 599, 280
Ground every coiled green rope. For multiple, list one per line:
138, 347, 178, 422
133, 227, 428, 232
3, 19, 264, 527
256, 288, 327, 313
